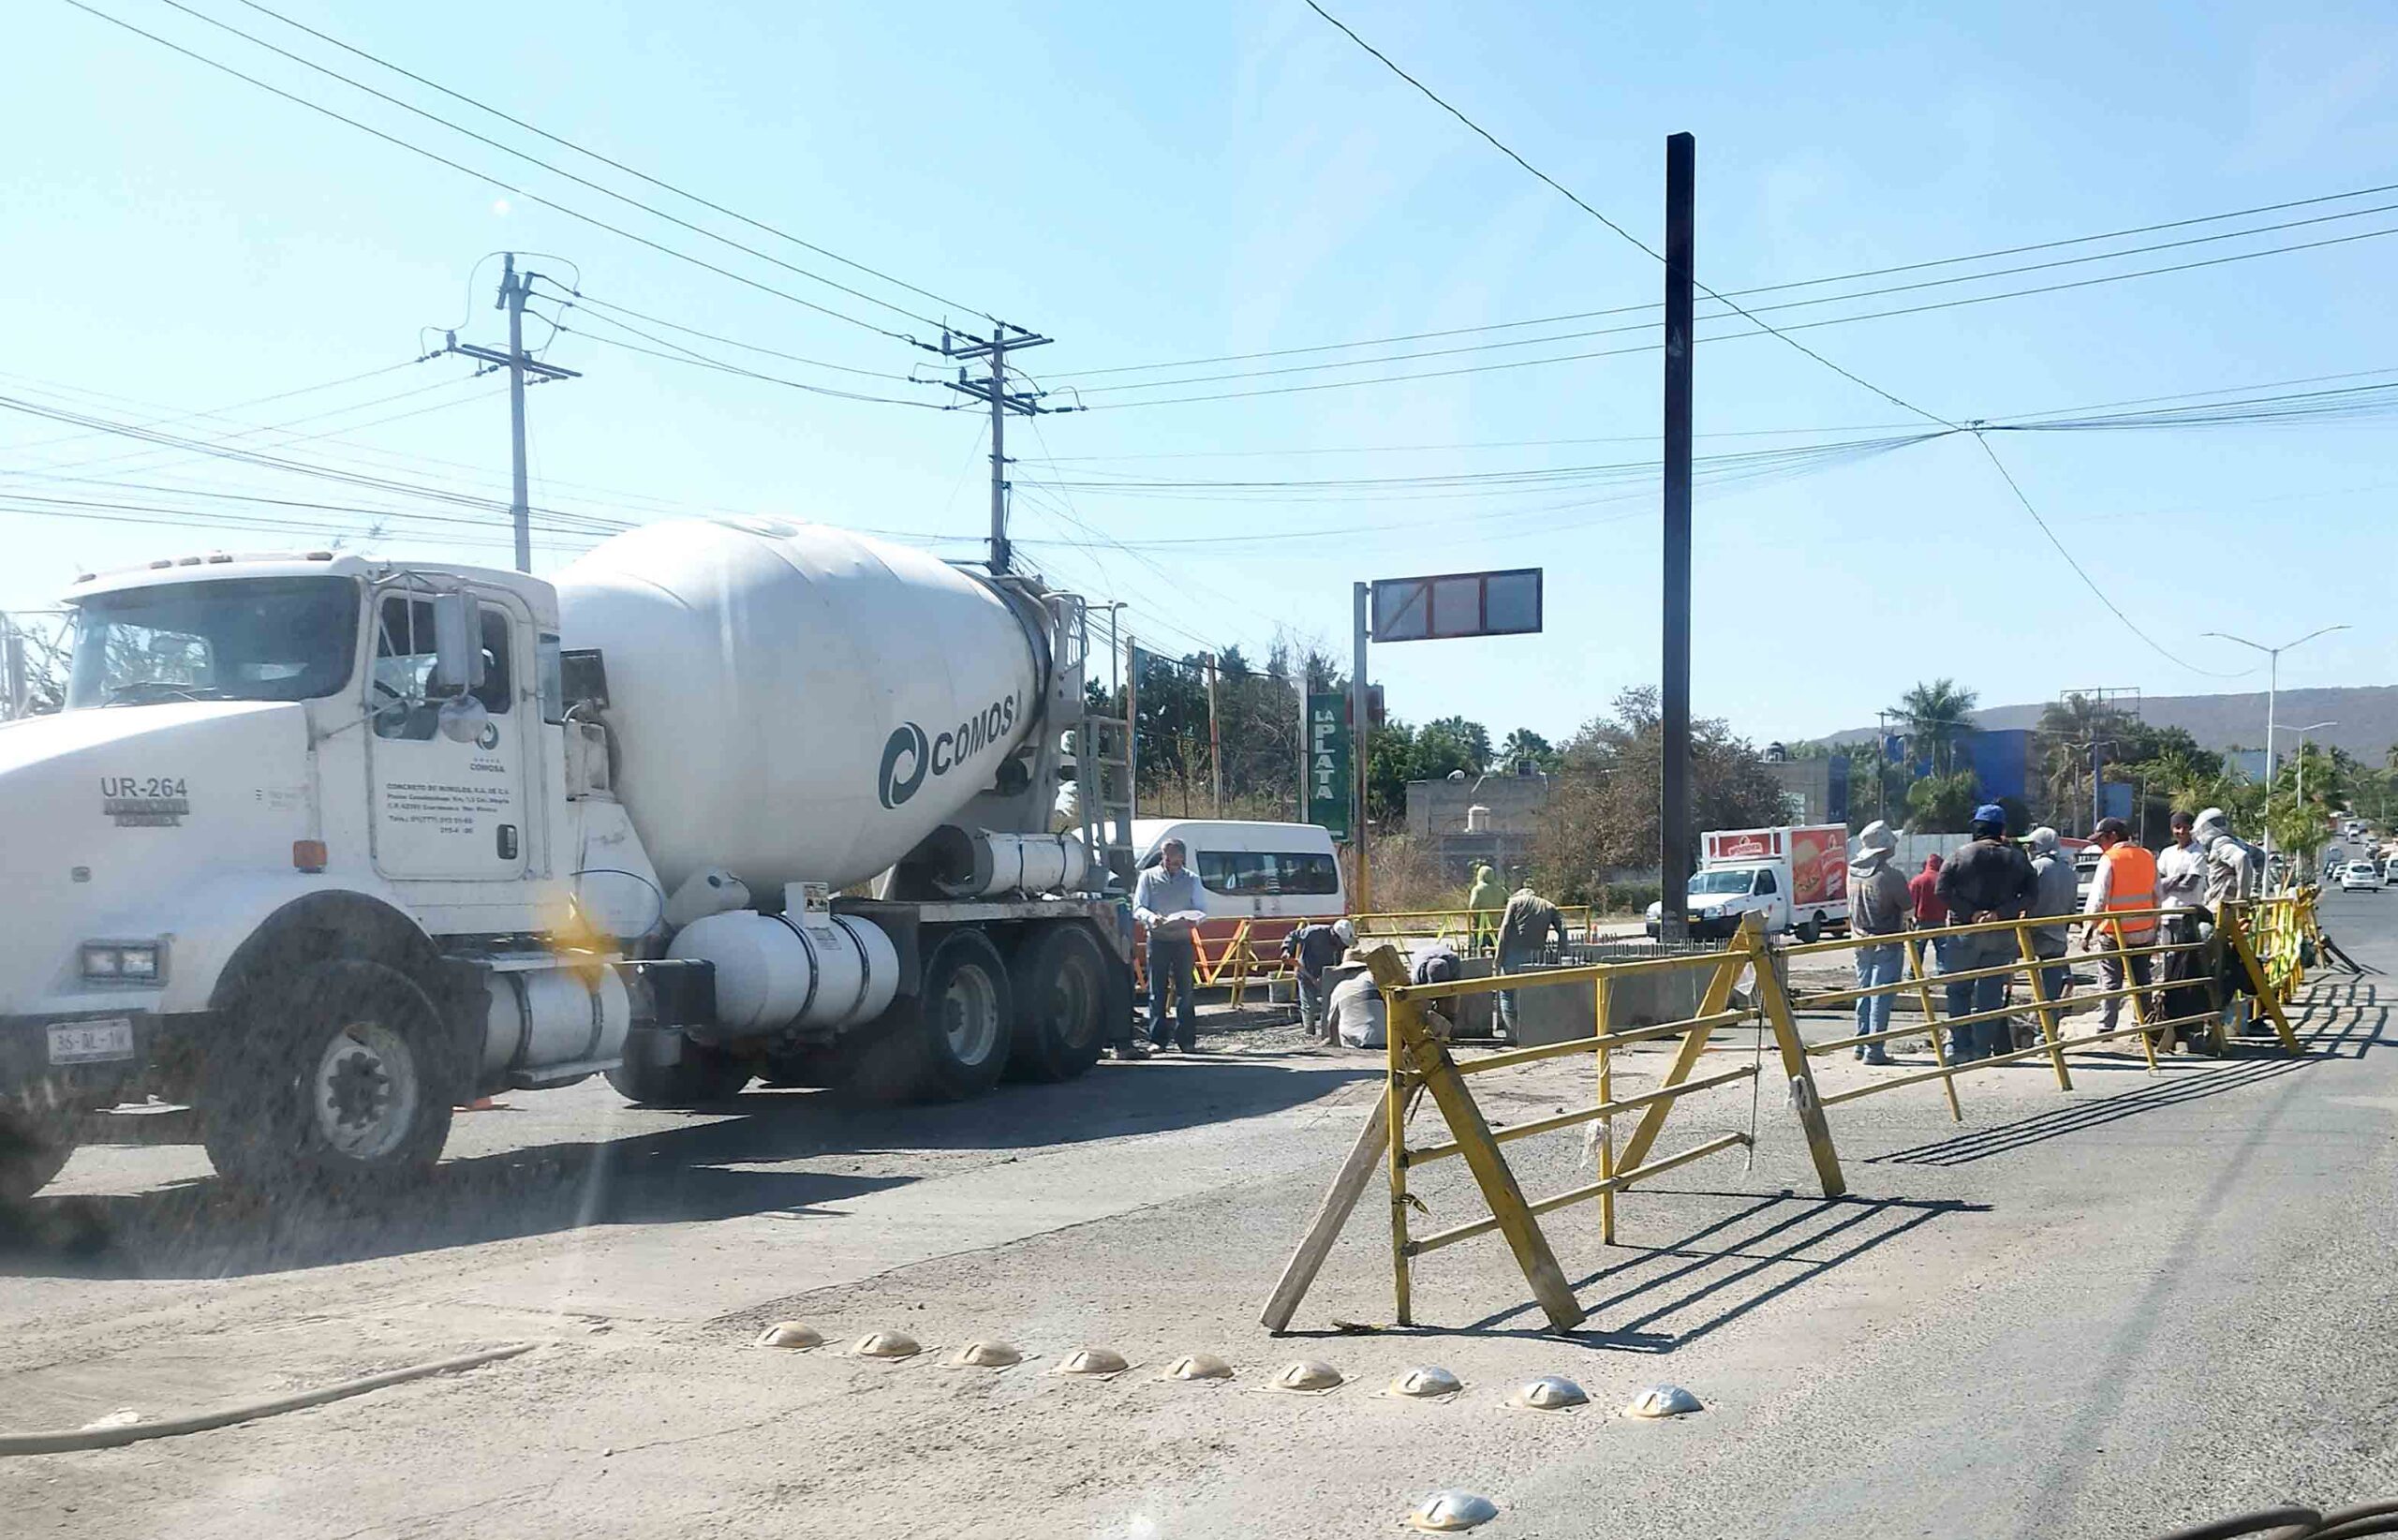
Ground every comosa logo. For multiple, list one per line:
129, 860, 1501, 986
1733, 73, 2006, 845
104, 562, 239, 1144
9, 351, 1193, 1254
877, 693, 1020, 809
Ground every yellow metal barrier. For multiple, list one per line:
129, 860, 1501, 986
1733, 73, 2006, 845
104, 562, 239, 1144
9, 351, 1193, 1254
1346, 904, 1599, 952
1777, 899, 2302, 1122
1260, 915, 1840, 1333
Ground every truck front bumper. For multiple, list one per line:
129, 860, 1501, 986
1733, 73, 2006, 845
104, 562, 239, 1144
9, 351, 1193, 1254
0, 1009, 196, 1111
1645, 913, 1746, 940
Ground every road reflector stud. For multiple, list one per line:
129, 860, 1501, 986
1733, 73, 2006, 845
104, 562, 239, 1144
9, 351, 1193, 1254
1055, 1347, 1130, 1376
948, 1340, 1024, 1369
851, 1330, 923, 1359
1387, 1366, 1463, 1399
1407, 1490, 1499, 1533
1508, 1375, 1588, 1411
756, 1322, 822, 1351
1162, 1353, 1234, 1381
1626, 1383, 1703, 1417
1272, 1359, 1344, 1392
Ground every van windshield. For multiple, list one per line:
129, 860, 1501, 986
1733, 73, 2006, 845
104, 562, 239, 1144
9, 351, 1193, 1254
65, 576, 360, 709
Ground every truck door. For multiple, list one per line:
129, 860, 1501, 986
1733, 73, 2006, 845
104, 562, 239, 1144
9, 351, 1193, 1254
366, 586, 531, 881
1754, 867, 1785, 931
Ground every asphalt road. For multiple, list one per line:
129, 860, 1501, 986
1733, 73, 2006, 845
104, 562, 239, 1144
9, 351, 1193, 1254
0, 884, 2392, 1538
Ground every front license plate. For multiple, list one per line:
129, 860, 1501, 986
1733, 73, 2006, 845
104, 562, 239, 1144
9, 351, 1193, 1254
48, 1017, 135, 1065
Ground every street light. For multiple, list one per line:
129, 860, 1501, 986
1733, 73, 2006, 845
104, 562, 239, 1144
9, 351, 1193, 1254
2277, 720, 2337, 860
2200, 625, 2350, 861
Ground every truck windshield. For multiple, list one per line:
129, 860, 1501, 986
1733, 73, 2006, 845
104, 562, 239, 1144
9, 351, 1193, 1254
1690, 868, 1756, 896
64, 576, 360, 709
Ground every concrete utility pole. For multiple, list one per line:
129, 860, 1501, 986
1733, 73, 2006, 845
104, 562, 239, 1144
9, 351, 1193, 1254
443, 253, 580, 573
940, 323, 1060, 574
1351, 582, 1371, 912
1658, 131, 1696, 941
2201, 626, 2349, 863
1205, 654, 1223, 816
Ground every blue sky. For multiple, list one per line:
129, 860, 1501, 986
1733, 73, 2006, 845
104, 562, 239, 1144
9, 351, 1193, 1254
4, 1, 2393, 743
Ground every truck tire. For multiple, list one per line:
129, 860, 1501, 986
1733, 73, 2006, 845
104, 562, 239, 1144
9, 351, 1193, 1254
604, 1042, 753, 1107
200, 958, 464, 1199
1006, 924, 1110, 1082
1796, 913, 1822, 944
845, 928, 1015, 1104
0, 1113, 74, 1205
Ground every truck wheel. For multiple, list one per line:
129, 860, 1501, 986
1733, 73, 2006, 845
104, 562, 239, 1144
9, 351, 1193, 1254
845, 929, 1015, 1104
1796, 913, 1822, 944
200, 958, 464, 1198
1006, 925, 1110, 1082
604, 1041, 752, 1107
0, 1113, 74, 1205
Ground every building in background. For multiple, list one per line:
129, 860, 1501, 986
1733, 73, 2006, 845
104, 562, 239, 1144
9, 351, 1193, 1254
1759, 755, 1849, 825
1405, 765, 1551, 882
1966, 728, 2035, 807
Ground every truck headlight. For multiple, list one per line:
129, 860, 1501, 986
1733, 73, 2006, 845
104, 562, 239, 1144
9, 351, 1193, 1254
81, 940, 162, 982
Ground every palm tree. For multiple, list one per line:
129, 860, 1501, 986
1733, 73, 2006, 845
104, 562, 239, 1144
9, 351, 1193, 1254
1498, 727, 1555, 771
1892, 678, 1978, 777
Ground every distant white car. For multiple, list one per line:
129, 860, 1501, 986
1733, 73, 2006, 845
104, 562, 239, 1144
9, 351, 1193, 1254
2339, 862, 2383, 893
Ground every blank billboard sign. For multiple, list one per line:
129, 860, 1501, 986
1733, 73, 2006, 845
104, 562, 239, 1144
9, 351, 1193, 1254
1369, 568, 1543, 644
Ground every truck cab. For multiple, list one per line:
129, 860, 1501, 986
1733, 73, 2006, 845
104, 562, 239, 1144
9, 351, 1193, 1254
0, 551, 636, 1198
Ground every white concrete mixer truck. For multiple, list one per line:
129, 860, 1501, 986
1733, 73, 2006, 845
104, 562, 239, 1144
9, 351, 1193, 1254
0, 516, 1132, 1200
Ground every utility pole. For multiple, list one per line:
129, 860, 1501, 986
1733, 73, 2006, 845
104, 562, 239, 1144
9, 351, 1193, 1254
1659, 131, 1696, 941
941, 322, 1059, 574
1351, 582, 1372, 913
1205, 653, 1224, 816
443, 253, 580, 573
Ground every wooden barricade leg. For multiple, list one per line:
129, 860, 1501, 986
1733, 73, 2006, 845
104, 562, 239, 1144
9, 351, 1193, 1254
1261, 1084, 1415, 1332
1905, 933, 1966, 1120
1365, 947, 1585, 1332
1742, 924, 1848, 1199
1386, 972, 1413, 1326
1614, 940, 1748, 1173
1595, 975, 1616, 1244
2016, 921, 2074, 1091
2222, 906, 2302, 1053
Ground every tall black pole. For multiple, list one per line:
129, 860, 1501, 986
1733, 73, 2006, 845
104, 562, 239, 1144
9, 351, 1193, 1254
1659, 131, 1695, 940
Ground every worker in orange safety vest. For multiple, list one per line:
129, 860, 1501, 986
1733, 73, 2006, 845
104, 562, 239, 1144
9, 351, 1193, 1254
2080, 817, 2161, 1043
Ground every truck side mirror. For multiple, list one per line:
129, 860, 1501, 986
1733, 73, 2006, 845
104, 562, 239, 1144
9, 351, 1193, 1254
430, 592, 485, 696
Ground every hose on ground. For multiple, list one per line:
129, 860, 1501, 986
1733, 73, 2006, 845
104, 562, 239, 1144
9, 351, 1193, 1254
0, 1341, 535, 1456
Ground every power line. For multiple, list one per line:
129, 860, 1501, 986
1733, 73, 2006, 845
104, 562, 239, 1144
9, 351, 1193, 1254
59, 0, 929, 347
1074, 223, 2398, 410
533, 285, 920, 380
150, 0, 956, 335
225, 0, 983, 320
540, 308, 950, 408
1968, 433, 2247, 679
1302, 0, 1957, 429
1057, 179, 2398, 380
0, 359, 426, 455
1062, 200, 2398, 395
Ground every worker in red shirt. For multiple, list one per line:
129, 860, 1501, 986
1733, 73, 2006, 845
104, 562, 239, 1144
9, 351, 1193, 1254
1907, 853, 1947, 927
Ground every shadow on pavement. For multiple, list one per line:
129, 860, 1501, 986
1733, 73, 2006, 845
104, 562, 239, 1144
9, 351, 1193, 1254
0, 1057, 1369, 1283
1870, 990, 2385, 1169
1286, 1190, 1979, 1356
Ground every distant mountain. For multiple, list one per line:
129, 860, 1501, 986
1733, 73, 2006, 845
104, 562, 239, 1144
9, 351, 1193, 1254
1825, 685, 2398, 761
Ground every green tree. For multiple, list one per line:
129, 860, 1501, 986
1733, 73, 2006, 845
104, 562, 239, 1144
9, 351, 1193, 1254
1892, 678, 1978, 777
1905, 768, 1982, 833
1529, 687, 1788, 902
1498, 727, 1558, 772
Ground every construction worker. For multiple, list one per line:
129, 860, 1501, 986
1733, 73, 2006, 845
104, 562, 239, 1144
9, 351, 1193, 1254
2023, 827, 2080, 1044
2192, 806, 2268, 1039
2156, 809, 2207, 911
2080, 816, 2160, 1046
1847, 821, 1910, 1064
1132, 837, 1206, 1054
1935, 806, 2038, 1062
1280, 917, 1353, 1042
1494, 880, 1569, 1039
1465, 862, 1505, 952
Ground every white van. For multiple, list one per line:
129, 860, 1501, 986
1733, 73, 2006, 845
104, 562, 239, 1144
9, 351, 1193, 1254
1129, 819, 1348, 957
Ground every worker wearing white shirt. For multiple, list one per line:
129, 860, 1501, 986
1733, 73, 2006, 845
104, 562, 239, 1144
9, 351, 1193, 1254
2155, 810, 2207, 910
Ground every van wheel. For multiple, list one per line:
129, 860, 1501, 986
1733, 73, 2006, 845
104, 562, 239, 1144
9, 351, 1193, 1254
0, 1113, 74, 1205
1796, 913, 1821, 944
606, 1041, 752, 1106
200, 958, 464, 1198
845, 929, 1015, 1104
1007, 925, 1110, 1082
